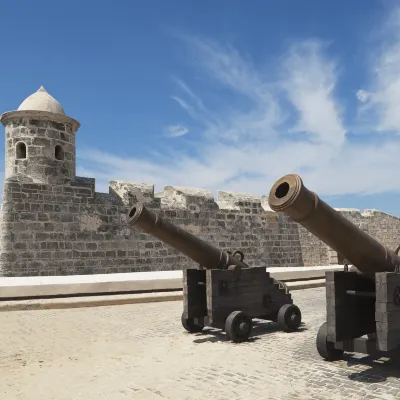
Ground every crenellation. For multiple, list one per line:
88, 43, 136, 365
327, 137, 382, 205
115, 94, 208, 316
109, 180, 154, 205
362, 209, 399, 218
335, 208, 361, 214
161, 185, 215, 210
218, 190, 262, 211
260, 195, 272, 211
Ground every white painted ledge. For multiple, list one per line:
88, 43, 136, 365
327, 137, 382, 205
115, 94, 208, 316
0, 265, 343, 299
0, 280, 327, 312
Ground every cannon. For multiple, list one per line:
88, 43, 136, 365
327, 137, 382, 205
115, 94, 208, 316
268, 174, 400, 360
127, 202, 302, 343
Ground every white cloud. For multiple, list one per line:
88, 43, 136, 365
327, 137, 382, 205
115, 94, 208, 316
166, 124, 189, 137
78, 12, 400, 210
279, 40, 346, 146
356, 7, 400, 134
356, 89, 371, 103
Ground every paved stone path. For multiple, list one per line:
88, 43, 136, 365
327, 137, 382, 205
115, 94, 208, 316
1, 287, 400, 399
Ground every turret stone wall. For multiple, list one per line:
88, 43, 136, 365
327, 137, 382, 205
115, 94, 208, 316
3, 116, 78, 184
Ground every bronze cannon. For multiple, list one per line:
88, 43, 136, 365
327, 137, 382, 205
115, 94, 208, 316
268, 174, 400, 360
127, 202, 302, 342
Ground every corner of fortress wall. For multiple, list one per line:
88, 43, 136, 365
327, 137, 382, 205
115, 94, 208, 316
1, 175, 400, 277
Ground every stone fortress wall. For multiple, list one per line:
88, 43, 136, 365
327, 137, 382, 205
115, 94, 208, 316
1, 88, 400, 277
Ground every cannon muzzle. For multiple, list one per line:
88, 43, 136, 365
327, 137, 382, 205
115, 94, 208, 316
268, 174, 400, 276
127, 203, 249, 271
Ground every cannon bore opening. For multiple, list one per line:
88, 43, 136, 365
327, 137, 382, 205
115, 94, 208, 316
129, 207, 137, 218
275, 182, 290, 199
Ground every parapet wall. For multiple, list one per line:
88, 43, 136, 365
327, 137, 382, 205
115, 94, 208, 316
0, 177, 303, 276
1, 177, 399, 277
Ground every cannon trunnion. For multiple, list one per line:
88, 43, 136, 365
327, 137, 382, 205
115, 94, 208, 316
127, 203, 302, 342
268, 174, 400, 360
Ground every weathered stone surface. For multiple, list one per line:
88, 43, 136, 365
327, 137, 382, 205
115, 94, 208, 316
109, 180, 154, 206
2, 170, 400, 277
0, 177, 306, 276
2, 117, 78, 185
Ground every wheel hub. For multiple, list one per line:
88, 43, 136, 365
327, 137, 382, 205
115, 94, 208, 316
289, 312, 300, 324
239, 321, 250, 333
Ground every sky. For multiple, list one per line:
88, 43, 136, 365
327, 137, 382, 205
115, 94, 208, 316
2, 0, 400, 215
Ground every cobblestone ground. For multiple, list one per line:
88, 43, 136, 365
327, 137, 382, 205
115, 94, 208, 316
1, 287, 400, 399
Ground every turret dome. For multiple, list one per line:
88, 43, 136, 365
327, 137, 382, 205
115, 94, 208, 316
17, 86, 65, 115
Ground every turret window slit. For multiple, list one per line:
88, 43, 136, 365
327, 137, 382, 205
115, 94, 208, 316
16, 142, 26, 159
55, 145, 64, 160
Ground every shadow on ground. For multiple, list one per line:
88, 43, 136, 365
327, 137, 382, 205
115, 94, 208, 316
190, 320, 308, 344
343, 353, 400, 383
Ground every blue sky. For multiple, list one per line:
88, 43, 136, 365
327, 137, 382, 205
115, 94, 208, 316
2, 0, 400, 215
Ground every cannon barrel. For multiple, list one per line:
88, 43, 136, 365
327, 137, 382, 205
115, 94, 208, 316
127, 203, 249, 271
267, 174, 400, 275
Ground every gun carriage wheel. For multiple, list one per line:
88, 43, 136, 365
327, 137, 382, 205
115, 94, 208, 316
224, 311, 253, 343
316, 322, 344, 361
181, 312, 204, 333
277, 304, 302, 332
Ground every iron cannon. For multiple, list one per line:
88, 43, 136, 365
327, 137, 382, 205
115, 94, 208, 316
127, 202, 302, 343
128, 203, 249, 273
268, 174, 400, 361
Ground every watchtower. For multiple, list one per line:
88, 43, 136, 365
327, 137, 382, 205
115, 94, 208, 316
0, 86, 80, 185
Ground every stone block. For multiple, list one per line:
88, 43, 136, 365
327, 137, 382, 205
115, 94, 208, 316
160, 185, 215, 210
217, 190, 262, 211
109, 180, 154, 206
